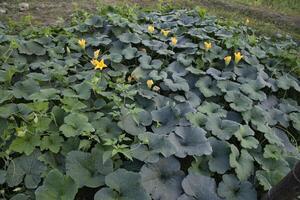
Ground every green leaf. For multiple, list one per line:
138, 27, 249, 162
141, 157, 185, 200
0, 89, 13, 104
197, 101, 227, 117
289, 112, 300, 131
6, 151, 46, 188
277, 74, 300, 92
179, 172, 222, 200
72, 81, 92, 100
234, 125, 259, 149
59, 113, 94, 137
66, 148, 113, 188
0, 103, 18, 118
230, 145, 254, 181
195, 76, 221, 97
10, 194, 30, 200
18, 40, 46, 56
242, 105, 268, 129
256, 167, 290, 191
61, 97, 87, 112
217, 80, 240, 93
224, 91, 253, 112
164, 75, 189, 92
35, 169, 78, 200
217, 174, 257, 200
29, 88, 60, 101
169, 126, 212, 157
40, 134, 64, 153
10, 134, 40, 155
0, 169, 7, 184
208, 137, 231, 174
122, 46, 137, 60
136, 132, 176, 158
13, 79, 40, 100
240, 80, 266, 101
206, 116, 240, 140
139, 55, 163, 70
118, 32, 141, 44
263, 144, 283, 160
94, 169, 151, 200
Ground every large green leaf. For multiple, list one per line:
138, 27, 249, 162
66, 148, 113, 188
169, 126, 212, 157
139, 55, 163, 70
94, 169, 151, 200
217, 174, 257, 200
35, 169, 78, 200
18, 41, 46, 56
206, 116, 240, 140
118, 32, 141, 44
59, 113, 94, 137
141, 157, 185, 200
178, 172, 222, 200
195, 76, 221, 97
224, 91, 253, 112
208, 137, 231, 174
6, 151, 46, 189
10, 134, 40, 155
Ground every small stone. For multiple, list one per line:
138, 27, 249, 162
1, 2, 8, 7
0, 8, 6, 14
19, 3, 29, 11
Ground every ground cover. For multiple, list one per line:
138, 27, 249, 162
0, 6, 299, 200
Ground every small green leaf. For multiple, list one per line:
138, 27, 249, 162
40, 134, 64, 153
230, 145, 254, 181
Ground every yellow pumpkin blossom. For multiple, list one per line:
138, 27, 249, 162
147, 80, 154, 89
224, 56, 232, 66
78, 39, 86, 49
246, 18, 250, 25
91, 59, 107, 70
204, 41, 212, 51
127, 75, 136, 83
171, 37, 177, 45
94, 49, 100, 59
161, 29, 170, 37
234, 52, 243, 64
148, 25, 155, 33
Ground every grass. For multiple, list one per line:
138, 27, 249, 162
201, 6, 300, 40
228, 0, 300, 15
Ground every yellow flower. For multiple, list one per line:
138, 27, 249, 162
161, 29, 170, 37
234, 52, 243, 64
91, 59, 107, 70
147, 80, 154, 89
78, 39, 86, 49
94, 49, 100, 59
204, 41, 212, 51
91, 59, 98, 66
246, 18, 250, 25
127, 75, 135, 83
224, 56, 232, 66
171, 37, 177, 45
148, 25, 155, 33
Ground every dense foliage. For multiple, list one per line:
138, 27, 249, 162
0, 9, 299, 200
